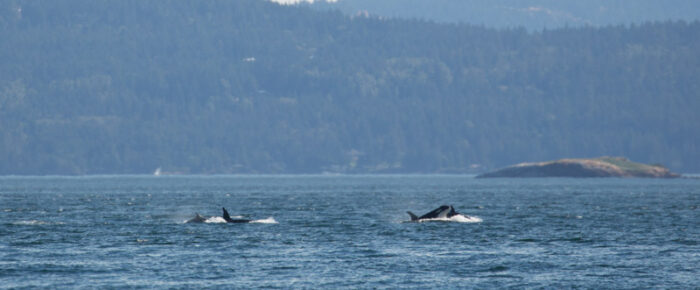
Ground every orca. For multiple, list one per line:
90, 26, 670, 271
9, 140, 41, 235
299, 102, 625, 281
185, 213, 208, 223
407, 205, 471, 222
222, 207, 252, 223
185, 208, 252, 223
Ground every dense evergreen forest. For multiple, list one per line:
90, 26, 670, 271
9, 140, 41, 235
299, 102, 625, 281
311, 0, 700, 30
1, 0, 698, 174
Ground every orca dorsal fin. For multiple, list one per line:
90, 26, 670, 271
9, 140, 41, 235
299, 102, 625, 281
407, 211, 418, 221
222, 207, 233, 222
447, 205, 457, 217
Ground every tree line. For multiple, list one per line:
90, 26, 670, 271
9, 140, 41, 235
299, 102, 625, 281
0, 0, 698, 174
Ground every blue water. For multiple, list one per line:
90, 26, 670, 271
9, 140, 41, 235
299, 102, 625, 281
1, 175, 698, 288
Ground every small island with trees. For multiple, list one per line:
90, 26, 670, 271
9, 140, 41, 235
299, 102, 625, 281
476, 157, 680, 178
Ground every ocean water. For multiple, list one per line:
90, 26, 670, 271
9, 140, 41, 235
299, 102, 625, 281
1, 175, 698, 288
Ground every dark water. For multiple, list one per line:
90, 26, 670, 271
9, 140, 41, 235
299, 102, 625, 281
1, 175, 698, 288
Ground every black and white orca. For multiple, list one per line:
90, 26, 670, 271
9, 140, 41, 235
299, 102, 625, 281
406, 205, 475, 222
222, 207, 252, 223
184, 208, 253, 223
185, 213, 208, 223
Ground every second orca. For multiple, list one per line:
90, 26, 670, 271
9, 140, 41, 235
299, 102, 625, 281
406, 205, 476, 222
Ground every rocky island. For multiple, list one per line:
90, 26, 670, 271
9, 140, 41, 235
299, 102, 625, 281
477, 157, 680, 178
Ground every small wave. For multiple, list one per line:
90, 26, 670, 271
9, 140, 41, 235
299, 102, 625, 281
484, 265, 509, 272
13, 220, 64, 225
250, 217, 278, 224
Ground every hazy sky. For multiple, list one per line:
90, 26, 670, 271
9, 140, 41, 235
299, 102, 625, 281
270, 0, 336, 4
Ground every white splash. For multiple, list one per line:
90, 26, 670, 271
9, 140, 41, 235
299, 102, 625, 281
417, 214, 482, 223
204, 216, 227, 223
185, 216, 278, 224
450, 214, 482, 223
251, 217, 278, 224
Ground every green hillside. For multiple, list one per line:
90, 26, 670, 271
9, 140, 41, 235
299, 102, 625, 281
1, 0, 698, 174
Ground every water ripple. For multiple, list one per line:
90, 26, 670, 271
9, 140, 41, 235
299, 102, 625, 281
1, 176, 698, 288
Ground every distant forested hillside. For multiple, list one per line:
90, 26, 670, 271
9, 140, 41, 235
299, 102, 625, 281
1, 0, 698, 174
311, 0, 700, 30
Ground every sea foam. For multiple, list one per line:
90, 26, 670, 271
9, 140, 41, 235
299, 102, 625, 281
417, 214, 482, 223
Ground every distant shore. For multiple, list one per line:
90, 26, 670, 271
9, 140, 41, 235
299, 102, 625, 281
477, 157, 681, 178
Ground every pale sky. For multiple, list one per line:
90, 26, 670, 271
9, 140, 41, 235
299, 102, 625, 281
269, 0, 337, 4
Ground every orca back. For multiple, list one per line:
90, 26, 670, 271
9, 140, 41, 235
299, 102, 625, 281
419, 205, 451, 219
186, 213, 207, 223
222, 207, 252, 223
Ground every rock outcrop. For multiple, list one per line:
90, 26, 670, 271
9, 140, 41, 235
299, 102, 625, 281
477, 157, 680, 178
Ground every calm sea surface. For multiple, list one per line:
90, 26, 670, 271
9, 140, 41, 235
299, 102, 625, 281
1, 175, 698, 288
